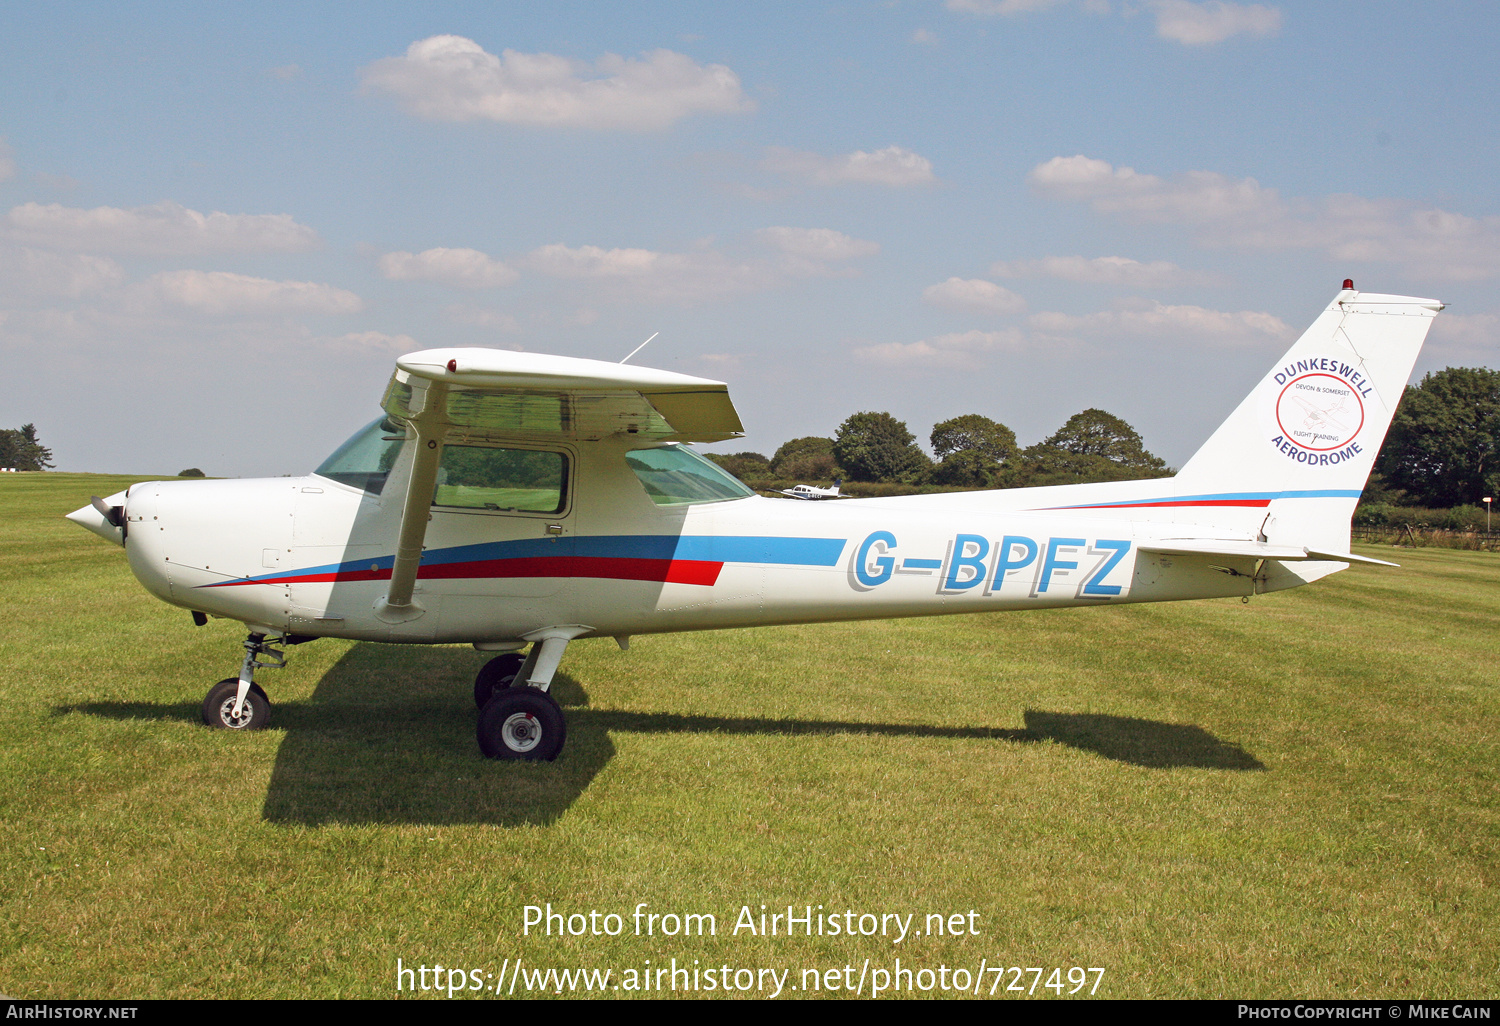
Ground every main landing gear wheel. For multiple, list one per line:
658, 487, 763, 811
202, 677, 271, 730
477, 687, 565, 761
473, 653, 526, 708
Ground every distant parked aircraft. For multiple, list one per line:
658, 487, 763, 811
779, 480, 844, 500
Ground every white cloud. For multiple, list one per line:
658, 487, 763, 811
324, 331, 420, 353
697, 353, 743, 373
922, 277, 1027, 315
1428, 311, 1498, 347
379, 247, 518, 288
754, 227, 880, 261
912, 28, 940, 45
1426, 312, 1500, 361
523, 228, 880, 304
1027, 299, 1292, 344
529, 243, 675, 278
990, 255, 1218, 287
0, 307, 95, 348
142, 270, 363, 316
1149, 1, 1281, 45
945, 0, 1063, 14
1028, 155, 1280, 225
762, 145, 936, 187
0, 138, 14, 183
526, 242, 772, 302
855, 328, 1026, 366
0, 245, 125, 298
361, 36, 753, 131
445, 304, 521, 331
858, 298, 1286, 365
1029, 155, 1500, 281
267, 64, 301, 81
3, 200, 319, 255
945, 0, 1276, 44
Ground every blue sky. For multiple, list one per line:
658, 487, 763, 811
2, 1, 1496, 476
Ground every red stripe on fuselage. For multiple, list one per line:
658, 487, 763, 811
1054, 499, 1272, 510
419, 556, 723, 586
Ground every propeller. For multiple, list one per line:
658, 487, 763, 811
89, 495, 124, 528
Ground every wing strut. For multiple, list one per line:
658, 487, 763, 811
377, 380, 450, 623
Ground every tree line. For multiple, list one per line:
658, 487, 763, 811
710, 407, 1171, 491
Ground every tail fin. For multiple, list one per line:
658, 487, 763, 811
1174, 284, 1442, 553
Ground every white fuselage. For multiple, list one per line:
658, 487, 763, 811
116, 433, 1321, 646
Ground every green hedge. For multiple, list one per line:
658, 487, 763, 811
1353, 503, 1491, 531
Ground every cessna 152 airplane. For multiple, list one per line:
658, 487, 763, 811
66, 283, 1441, 761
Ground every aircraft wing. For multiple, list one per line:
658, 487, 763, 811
375, 348, 745, 620
385, 348, 745, 443
1139, 539, 1398, 567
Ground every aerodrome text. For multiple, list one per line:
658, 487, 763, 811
1270, 436, 1364, 466
522, 903, 980, 943
849, 531, 1132, 598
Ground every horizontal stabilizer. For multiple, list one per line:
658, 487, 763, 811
1306, 548, 1398, 567
1139, 539, 1398, 567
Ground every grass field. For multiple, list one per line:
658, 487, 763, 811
2, 472, 1496, 999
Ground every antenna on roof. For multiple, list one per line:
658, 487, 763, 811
620, 332, 659, 365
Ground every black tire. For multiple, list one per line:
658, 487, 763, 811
474, 653, 526, 708
477, 687, 565, 761
202, 677, 271, 730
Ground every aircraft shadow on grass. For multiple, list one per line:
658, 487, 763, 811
61, 642, 1264, 827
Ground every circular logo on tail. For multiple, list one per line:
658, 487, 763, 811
1275, 372, 1365, 452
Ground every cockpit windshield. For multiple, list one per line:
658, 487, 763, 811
313, 417, 406, 494
625, 444, 756, 505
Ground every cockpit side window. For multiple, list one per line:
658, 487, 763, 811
433, 445, 568, 514
313, 417, 406, 494
626, 444, 756, 505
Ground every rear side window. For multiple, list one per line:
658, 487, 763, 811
433, 445, 567, 514
626, 444, 755, 505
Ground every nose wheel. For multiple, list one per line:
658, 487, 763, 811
201, 632, 284, 731
202, 678, 271, 730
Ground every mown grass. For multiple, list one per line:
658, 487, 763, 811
1, 472, 1495, 999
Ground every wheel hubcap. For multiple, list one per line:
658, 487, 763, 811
218, 697, 253, 729
501, 712, 541, 752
